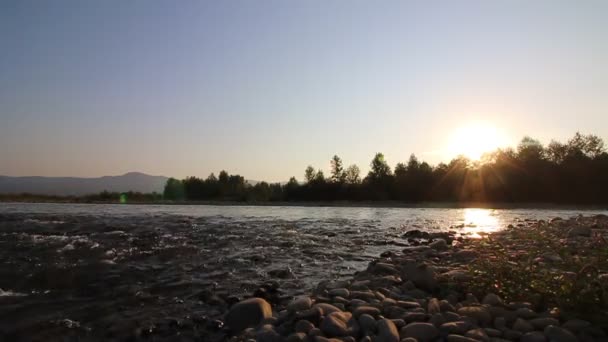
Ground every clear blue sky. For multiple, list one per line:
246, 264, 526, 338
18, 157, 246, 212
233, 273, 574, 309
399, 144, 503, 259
1, 0, 607, 181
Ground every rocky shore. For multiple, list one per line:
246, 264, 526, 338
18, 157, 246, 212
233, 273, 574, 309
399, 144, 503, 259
221, 215, 608, 342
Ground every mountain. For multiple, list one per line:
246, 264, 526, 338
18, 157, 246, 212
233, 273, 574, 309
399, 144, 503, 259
0, 172, 168, 196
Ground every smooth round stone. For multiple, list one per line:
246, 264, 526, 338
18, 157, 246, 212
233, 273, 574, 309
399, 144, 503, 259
429, 238, 448, 250
447, 335, 480, 342
529, 318, 559, 330
288, 296, 312, 313
312, 303, 343, 316
561, 319, 591, 333
440, 321, 471, 335
353, 306, 381, 318
521, 331, 547, 342
427, 298, 441, 314
295, 320, 315, 334
482, 294, 504, 307
358, 314, 377, 334
513, 318, 535, 333
256, 324, 282, 342
400, 322, 439, 342
483, 328, 502, 337
544, 325, 578, 342
329, 288, 350, 298
320, 311, 353, 337
286, 332, 307, 342
457, 307, 492, 326
225, 297, 272, 332
466, 328, 490, 342
377, 319, 400, 342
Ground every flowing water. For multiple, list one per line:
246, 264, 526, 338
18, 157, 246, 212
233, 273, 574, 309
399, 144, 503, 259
0, 203, 606, 340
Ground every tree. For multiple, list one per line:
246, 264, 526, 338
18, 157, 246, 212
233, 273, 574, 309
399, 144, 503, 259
218, 170, 229, 183
314, 170, 326, 183
330, 155, 345, 183
394, 163, 407, 178
304, 166, 315, 183
367, 153, 392, 181
345, 164, 361, 184
163, 178, 185, 200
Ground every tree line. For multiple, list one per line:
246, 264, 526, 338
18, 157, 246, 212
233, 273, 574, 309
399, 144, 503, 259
163, 132, 608, 204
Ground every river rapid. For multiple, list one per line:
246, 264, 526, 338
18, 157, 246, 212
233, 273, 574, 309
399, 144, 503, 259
0, 203, 606, 341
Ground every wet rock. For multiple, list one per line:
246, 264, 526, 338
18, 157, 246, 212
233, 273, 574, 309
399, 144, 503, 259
225, 297, 272, 332
401, 322, 439, 342
457, 307, 492, 326
320, 311, 354, 337
371, 262, 400, 275
521, 331, 546, 342
401, 261, 438, 292
544, 325, 578, 342
529, 318, 559, 330
377, 319, 400, 342
482, 294, 503, 307
513, 318, 535, 333
288, 296, 312, 313
561, 319, 591, 333
440, 321, 471, 335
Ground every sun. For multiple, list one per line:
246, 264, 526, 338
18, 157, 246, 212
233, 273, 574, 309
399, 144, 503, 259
447, 122, 508, 161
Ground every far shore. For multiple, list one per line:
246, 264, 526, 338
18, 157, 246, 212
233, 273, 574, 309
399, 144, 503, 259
1, 198, 607, 210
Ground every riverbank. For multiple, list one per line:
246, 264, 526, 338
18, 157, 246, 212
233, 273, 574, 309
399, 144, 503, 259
1, 197, 607, 210
221, 214, 608, 342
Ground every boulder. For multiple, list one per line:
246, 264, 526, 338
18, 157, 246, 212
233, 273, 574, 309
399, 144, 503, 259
225, 297, 272, 332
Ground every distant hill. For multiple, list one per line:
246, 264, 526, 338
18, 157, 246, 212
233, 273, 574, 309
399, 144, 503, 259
0, 172, 168, 196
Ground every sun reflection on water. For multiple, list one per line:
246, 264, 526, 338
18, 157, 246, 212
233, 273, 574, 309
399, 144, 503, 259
462, 208, 501, 238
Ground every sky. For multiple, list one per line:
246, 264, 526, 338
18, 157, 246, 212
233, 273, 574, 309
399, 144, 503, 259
1, 0, 607, 181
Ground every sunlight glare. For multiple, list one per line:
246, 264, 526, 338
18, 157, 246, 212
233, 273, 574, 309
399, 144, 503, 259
447, 122, 508, 160
462, 208, 500, 237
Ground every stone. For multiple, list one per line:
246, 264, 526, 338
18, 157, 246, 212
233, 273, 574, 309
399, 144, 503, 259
288, 296, 313, 313
372, 262, 400, 275
397, 301, 421, 309
516, 308, 538, 319
529, 318, 559, 330
429, 313, 446, 327
521, 331, 546, 342
358, 313, 377, 334
440, 300, 456, 312
428, 298, 441, 314
440, 321, 472, 335
484, 328, 502, 337
502, 329, 523, 340
329, 288, 350, 298
457, 307, 492, 326
320, 311, 354, 337
466, 328, 490, 342
286, 332, 307, 342
567, 226, 591, 237
561, 319, 591, 333
400, 322, 439, 342
353, 306, 381, 318
225, 297, 272, 332
482, 294, 503, 307
447, 335, 480, 342
313, 303, 343, 315
401, 261, 438, 292
494, 317, 506, 330
429, 238, 448, 250
544, 325, 578, 342
309, 327, 323, 336
453, 250, 479, 261
513, 318, 535, 333
295, 320, 315, 334
377, 319, 400, 342
402, 312, 429, 323
256, 324, 282, 342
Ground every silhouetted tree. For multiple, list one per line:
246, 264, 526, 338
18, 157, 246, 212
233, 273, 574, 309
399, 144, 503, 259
345, 165, 361, 184
330, 155, 345, 183
304, 166, 315, 183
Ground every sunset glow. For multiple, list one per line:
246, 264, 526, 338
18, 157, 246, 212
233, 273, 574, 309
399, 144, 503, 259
447, 122, 509, 161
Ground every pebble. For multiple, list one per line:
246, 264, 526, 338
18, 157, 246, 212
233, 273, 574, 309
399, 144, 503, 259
329, 288, 350, 298
358, 314, 377, 334
513, 318, 535, 333
320, 311, 353, 337
376, 319, 400, 342
440, 321, 472, 335
528, 317, 559, 330
544, 325, 578, 342
447, 335, 481, 342
561, 319, 591, 333
294, 320, 314, 334
225, 297, 272, 332
521, 331, 547, 342
400, 322, 439, 342
353, 306, 381, 318
457, 307, 492, 326
288, 296, 312, 313
482, 293, 504, 307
